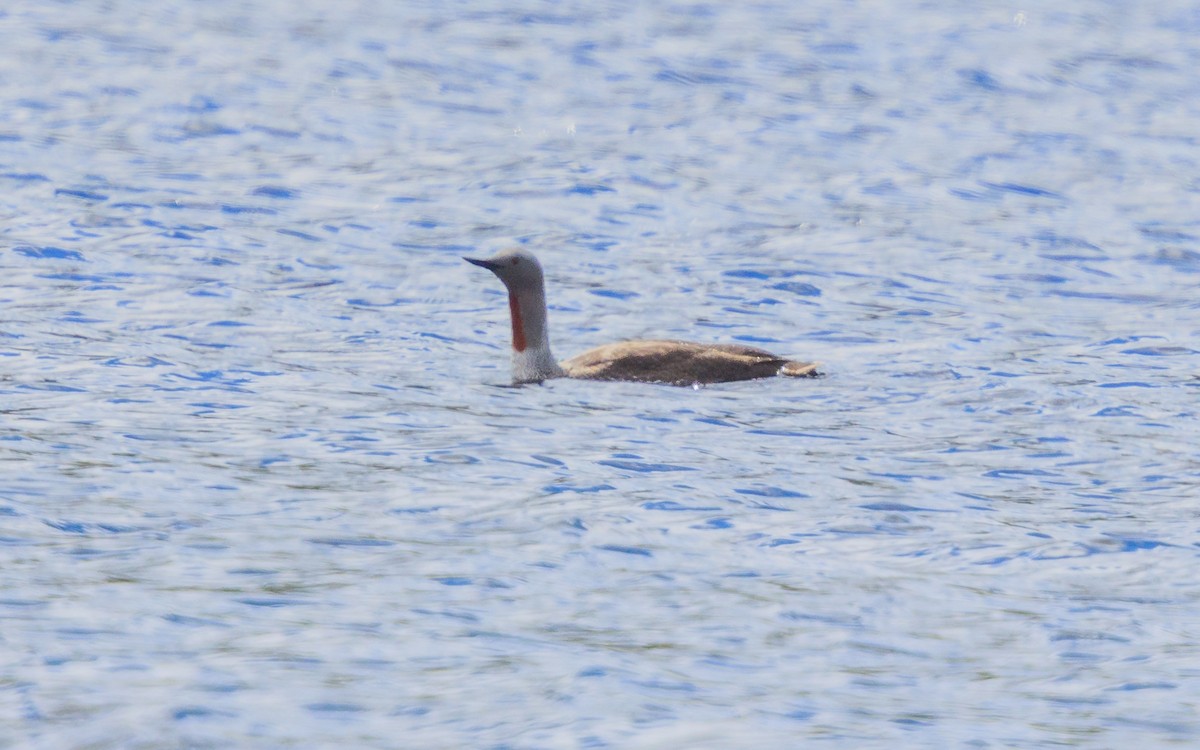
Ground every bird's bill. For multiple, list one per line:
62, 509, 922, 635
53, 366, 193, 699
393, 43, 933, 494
463, 255, 503, 270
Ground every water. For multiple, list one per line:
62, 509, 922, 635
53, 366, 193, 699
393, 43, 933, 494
3, 1, 1200, 747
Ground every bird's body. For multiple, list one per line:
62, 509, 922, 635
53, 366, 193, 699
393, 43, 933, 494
465, 249, 819, 386
561, 339, 816, 386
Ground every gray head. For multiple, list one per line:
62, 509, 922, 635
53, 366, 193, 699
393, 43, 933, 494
463, 248, 545, 292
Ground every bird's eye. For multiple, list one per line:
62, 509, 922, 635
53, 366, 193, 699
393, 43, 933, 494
511, 258, 519, 265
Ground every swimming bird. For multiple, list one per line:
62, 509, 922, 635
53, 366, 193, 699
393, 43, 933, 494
464, 248, 820, 386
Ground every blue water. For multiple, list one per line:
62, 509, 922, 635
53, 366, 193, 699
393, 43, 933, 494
3, 1, 1200, 747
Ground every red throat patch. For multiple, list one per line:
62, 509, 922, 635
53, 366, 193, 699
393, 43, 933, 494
508, 293, 527, 352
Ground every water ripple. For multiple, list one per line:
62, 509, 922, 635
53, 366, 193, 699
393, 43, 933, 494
2, 2, 1198, 748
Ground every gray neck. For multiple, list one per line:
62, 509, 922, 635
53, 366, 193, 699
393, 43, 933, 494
510, 283, 564, 383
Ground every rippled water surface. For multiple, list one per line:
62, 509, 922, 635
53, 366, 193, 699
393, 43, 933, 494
3, 1, 1200, 747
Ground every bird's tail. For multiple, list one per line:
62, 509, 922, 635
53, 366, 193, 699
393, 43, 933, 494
780, 360, 821, 378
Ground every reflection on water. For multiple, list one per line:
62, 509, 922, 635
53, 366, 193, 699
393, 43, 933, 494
3, 0, 1200, 747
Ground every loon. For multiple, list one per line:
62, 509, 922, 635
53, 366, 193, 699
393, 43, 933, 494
464, 248, 820, 386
